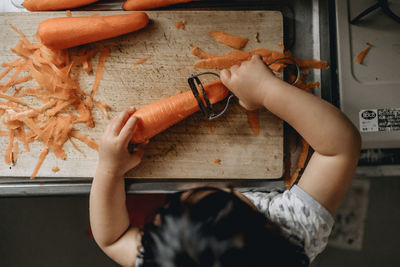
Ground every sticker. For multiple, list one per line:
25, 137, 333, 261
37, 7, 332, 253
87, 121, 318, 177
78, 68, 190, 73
359, 108, 400, 132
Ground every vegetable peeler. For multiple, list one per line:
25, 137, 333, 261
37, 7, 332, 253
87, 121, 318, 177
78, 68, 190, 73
188, 58, 300, 120
188, 72, 234, 120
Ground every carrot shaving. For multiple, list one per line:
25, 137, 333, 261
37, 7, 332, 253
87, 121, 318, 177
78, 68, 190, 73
278, 42, 285, 52
52, 166, 60, 172
68, 136, 83, 154
30, 147, 49, 179
209, 121, 215, 133
1, 65, 23, 92
194, 50, 251, 69
69, 130, 99, 151
15, 126, 29, 152
356, 43, 371, 64
209, 30, 248, 50
285, 139, 309, 188
213, 158, 221, 164
175, 20, 186, 29
5, 130, 14, 165
66, 10, 72, 17
246, 109, 260, 136
87, 48, 110, 109
133, 58, 148, 67
0, 25, 111, 177
0, 66, 13, 81
190, 46, 216, 59
94, 100, 110, 119
12, 141, 18, 164
0, 93, 38, 111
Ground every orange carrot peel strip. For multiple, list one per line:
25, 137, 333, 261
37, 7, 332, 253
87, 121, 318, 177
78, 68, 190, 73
209, 30, 249, 49
356, 43, 371, 64
30, 147, 49, 179
246, 109, 260, 136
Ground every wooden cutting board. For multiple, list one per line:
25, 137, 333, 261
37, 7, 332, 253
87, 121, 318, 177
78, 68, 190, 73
0, 11, 283, 179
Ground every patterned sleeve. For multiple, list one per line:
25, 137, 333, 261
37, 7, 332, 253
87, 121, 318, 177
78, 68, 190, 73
243, 185, 334, 262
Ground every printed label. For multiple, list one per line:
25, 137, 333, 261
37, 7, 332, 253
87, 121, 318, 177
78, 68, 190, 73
359, 108, 400, 132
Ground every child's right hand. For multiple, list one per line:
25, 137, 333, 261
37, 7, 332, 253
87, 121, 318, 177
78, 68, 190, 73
97, 107, 144, 178
220, 54, 280, 110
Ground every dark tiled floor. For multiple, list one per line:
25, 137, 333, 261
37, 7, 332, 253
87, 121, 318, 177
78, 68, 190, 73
1, 176, 400, 267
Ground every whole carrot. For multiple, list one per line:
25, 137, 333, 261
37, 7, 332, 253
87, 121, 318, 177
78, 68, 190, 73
131, 80, 229, 144
123, 0, 194, 10
23, 0, 100, 11
36, 12, 149, 50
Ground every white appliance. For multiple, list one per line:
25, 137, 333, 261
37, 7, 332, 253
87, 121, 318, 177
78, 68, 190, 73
336, 0, 400, 149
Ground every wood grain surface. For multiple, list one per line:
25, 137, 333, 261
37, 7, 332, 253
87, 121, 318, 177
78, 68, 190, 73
0, 10, 283, 179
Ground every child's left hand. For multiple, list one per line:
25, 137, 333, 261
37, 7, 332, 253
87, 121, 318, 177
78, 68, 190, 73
97, 107, 145, 178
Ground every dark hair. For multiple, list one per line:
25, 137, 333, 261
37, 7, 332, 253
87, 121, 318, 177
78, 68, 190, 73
140, 187, 309, 267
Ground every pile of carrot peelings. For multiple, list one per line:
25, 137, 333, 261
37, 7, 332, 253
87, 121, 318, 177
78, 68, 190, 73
190, 35, 329, 187
0, 25, 110, 179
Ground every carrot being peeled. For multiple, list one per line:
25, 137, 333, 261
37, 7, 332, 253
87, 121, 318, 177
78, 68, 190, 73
209, 30, 249, 50
36, 12, 149, 50
123, 0, 194, 10
131, 80, 229, 144
23, 0, 100, 11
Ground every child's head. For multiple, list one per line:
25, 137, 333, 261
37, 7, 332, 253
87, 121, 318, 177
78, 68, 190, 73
139, 187, 309, 267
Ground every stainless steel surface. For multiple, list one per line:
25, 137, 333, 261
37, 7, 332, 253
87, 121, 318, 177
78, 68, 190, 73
0, 179, 285, 196
0, 0, 329, 195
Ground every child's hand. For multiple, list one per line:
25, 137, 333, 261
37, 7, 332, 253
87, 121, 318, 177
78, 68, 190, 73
97, 107, 144, 178
220, 54, 280, 110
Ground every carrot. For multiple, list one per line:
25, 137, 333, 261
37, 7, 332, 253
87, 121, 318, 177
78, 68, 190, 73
131, 80, 229, 143
123, 0, 194, 10
209, 30, 249, 50
23, 0, 100, 11
356, 43, 371, 64
175, 20, 186, 29
30, 147, 49, 179
36, 12, 149, 50
246, 109, 260, 136
133, 58, 148, 67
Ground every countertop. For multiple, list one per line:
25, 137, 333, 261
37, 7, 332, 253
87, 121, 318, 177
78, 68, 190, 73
0, 0, 339, 196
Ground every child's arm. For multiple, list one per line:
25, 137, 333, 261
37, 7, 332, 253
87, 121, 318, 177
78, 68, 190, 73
90, 107, 144, 267
220, 55, 361, 215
